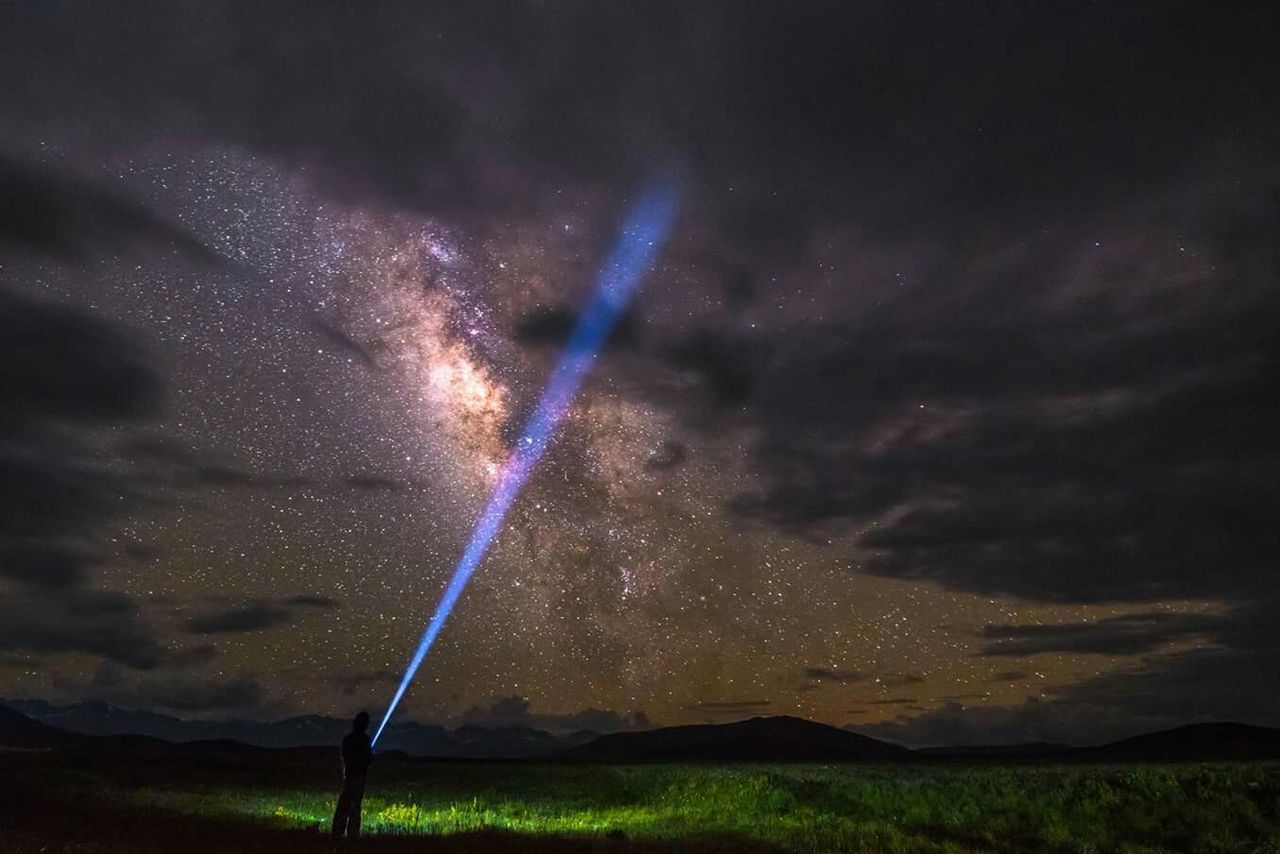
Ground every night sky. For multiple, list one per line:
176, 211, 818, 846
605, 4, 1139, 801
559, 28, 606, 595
2, 2, 1277, 746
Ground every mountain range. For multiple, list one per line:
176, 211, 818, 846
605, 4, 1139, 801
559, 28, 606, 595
2, 698, 596, 758
5, 698, 1280, 762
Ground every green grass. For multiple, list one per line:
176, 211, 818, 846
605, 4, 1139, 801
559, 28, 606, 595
8, 752, 1280, 853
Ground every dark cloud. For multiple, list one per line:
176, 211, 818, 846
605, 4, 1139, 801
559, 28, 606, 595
184, 596, 339, 636
857, 699, 1065, 749
688, 700, 773, 712
668, 329, 773, 407
0, 155, 213, 260
0, 288, 163, 594
0, 288, 162, 425
0, 156, 202, 676
283, 595, 339, 609
803, 667, 866, 684
342, 475, 402, 491
331, 668, 397, 698
0, 542, 100, 589
3, 1, 1279, 739
188, 465, 313, 490
122, 543, 162, 564
1054, 647, 1280, 726
514, 306, 640, 352
979, 600, 1280, 658
643, 440, 688, 472
861, 645, 1280, 749
861, 602, 1280, 746
121, 436, 411, 494
309, 318, 380, 369
716, 176, 1280, 605
7, 3, 1270, 241
460, 695, 650, 734
0, 589, 165, 670
799, 668, 923, 692
184, 604, 293, 635
168, 645, 220, 667
59, 664, 268, 715
978, 612, 1226, 657
133, 674, 266, 714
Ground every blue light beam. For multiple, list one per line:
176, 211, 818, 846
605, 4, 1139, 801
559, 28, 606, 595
373, 181, 680, 745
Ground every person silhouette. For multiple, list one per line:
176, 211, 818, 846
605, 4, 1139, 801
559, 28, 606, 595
331, 710, 374, 841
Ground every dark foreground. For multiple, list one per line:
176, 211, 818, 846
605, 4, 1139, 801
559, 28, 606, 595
3, 746, 1278, 853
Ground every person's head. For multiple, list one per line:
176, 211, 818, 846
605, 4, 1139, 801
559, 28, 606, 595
353, 711, 370, 733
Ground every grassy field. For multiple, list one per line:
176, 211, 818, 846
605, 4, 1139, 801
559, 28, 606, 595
3, 748, 1279, 853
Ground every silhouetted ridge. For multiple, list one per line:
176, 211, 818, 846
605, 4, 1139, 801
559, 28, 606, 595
1086, 722, 1280, 760
0, 703, 75, 747
8, 700, 1280, 762
569, 715, 908, 761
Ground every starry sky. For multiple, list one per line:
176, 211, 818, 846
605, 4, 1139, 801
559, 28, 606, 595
1, 2, 1278, 746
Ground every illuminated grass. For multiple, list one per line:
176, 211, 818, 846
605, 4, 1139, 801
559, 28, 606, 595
74, 761, 1280, 853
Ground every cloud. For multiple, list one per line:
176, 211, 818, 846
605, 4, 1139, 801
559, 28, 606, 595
978, 611, 1227, 657
168, 645, 220, 667
283, 595, 340, 609
802, 667, 866, 684
798, 668, 923, 695
856, 699, 1066, 749
184, 605, 294, 635
514, 306, 640, 352
859, 646, 1280, 749
668, 329, 774, 406
120, 436, 410, 494
184, 596, 339, 636
309, 318, 380, 369
6, 4, 1270, 246
188, 465, 313, 490
643, 440, 688, 472
459, 695, 650, 734
58, 663, 268, 715
978, 600, 1280, 658
127, 440, 411, 493
342, 475, 402, 491
0, 542, 102, 589
1052, 647, 1280, 725
0, 155, 213, 260
3, 1, 1278, 739
331, 668, 397, 698
859, 603, 1280, 747
0, 153, 220, 674
713, 175, 1280, 607
0, 589, 166, 670
0, 289, 162, 426
687, 700, 773, 714
0, 288, 166, 664
132, 674, 266, 714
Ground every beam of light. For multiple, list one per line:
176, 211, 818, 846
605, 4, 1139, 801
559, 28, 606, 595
373, 180, 680, 746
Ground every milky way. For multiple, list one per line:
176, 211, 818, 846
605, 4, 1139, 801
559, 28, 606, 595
2, 3, 1278, 746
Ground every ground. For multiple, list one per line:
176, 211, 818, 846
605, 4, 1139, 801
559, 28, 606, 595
2, 747, 1278, 853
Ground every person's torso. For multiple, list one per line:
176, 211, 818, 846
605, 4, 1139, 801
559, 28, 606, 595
341, 731, 371, 773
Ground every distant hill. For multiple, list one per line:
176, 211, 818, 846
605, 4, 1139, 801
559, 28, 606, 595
6, 700, 1280, 763
913, 742, 1072, 758
0, 703, 78, 747
568, 715, 909, 761
1086, 722, 1280, 761
2, 698, 578, 759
